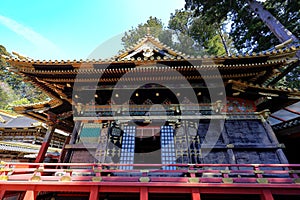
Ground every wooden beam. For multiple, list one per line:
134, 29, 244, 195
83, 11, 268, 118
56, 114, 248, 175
35, 126, 56, 163
64, 143, 98, 150
267, 61, 300, 86
58, 135, 71, 163
64, 121, 81, 163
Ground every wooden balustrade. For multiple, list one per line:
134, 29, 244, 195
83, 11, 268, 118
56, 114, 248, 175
1, 162, 300, 200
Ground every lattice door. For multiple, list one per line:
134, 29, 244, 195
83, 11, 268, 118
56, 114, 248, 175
119, 126, 136, 170
161, 126, 176, 170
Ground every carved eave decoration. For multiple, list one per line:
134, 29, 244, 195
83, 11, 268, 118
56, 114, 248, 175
3, 35, 299, 129
228, 80, 300, 112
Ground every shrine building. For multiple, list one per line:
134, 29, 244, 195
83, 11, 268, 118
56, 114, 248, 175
0, 110, 66, 162
1, 35, 300, 200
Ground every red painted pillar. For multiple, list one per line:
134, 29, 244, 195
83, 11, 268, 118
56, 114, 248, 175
23, 190, 38, 200
0, 189, 5, 200
35, 126, 56, 163
89, 186, 99, 200
191, 188, 201, 200
261, 190, 274, 200
140, 187, 148, 200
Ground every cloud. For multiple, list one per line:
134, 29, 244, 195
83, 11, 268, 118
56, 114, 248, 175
0, 15, 63, 58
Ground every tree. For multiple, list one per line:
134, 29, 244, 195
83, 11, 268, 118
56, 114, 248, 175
185, 0, 300, 88
185, 0, 299, 51
0, 45, 49, 111
0, 85, 9, 109
122, 13, 236, 57
122, 16, 204, 56
168, 9, 235, 56
122, 17, 164, 49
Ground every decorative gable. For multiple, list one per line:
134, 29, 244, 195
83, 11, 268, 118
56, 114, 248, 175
113, 35, 185, 61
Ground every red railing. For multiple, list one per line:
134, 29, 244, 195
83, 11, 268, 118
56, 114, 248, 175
1, 163, 300, 200
1, 162, 300, 184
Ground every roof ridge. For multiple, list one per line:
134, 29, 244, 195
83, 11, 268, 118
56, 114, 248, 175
111, 34, 189, 61
0, 110, 18, 118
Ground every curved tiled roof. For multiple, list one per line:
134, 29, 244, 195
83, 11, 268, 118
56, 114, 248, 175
269, 101, 300, 130
228, 80, 300, 96
272, 117, 300, 131
0, 141, 61, 154
0, 111, 39, 128
3, 35, 300, 128
4, 46, 299, 67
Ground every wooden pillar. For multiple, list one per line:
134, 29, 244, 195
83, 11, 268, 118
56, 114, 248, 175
23, 190, 38, 200
64, 121, 81, 163
58, 134, 71, 163
263, 121, 289, 164
0, 189, 5, 200
262, 121, 279, 144
260, 190, 274, 200
89, 186, 99, 200
35, 125, 56, 163
276, 149, 289, 164
191, 188, 201, 200
140, 187, 148, 200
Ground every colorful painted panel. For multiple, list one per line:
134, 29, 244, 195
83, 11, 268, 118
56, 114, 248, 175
79, 123, 101, 144
223, 98, 256, 113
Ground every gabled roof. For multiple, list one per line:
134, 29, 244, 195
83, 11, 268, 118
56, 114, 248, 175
113, 34, 185, 61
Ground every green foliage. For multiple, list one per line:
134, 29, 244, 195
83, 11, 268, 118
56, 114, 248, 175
8, 98, 30, 106
205, 34, 226, 56
121, 12, 236, 57
122, 15, 203, 56
122, 17, 164, 49
185, 0, 300, 89
185, 0, 299, 51
0, 45, 49, 111
0, 85, 9, 109
285, 66, 300, 89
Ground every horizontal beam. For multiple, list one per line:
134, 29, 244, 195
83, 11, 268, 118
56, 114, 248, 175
64, 143, 98, 150
73, 114, 262, 121
2, 162, 300, 167
64, 143, 281, 150
1, 184, 300, 195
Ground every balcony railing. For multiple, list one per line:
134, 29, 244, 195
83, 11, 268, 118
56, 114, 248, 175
1, 163, 300, 200
1, 162, 300, 184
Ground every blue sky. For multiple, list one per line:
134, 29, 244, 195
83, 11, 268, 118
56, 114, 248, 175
0, 0, 185, 60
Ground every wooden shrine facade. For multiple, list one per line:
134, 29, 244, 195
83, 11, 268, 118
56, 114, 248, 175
1, 35, 300, 199
0, 111, 66, 162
